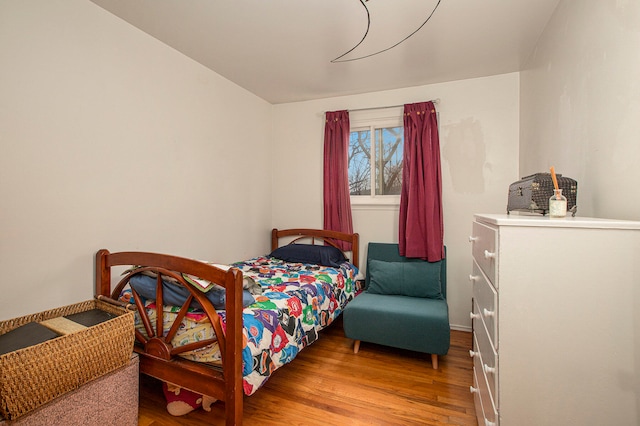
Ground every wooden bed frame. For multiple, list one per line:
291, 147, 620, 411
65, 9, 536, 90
95, 228, 359, 426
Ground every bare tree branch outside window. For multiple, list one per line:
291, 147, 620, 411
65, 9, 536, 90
349, 127, 403, 196
376, 127, 403, 195
348, 130, 371, 195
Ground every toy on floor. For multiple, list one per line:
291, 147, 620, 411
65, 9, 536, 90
162, 382, 217, 416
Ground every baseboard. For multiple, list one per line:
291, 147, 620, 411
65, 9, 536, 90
450, 324, 471, 332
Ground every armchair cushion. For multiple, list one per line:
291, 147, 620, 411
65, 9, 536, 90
367, 259, 442, 299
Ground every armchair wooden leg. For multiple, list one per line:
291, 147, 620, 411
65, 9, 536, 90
353, 340, 361, 354
431, 354, 438, 370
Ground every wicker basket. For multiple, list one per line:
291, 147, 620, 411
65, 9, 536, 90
0, 299, 134, 420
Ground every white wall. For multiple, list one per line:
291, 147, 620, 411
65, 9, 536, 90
0, 0, 273, 320
520, 0, 640, 220
273, 74, 520, 329
521, 0, 640, 416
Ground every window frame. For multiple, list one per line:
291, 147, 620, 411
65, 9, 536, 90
349, 107, 404, 208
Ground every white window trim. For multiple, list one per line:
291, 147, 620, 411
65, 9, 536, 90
349, 107, 403, 207
351, 195, 401, 210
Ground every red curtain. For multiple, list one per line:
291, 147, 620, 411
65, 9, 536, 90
399, 101, 444, 261
323, 110, 353, 251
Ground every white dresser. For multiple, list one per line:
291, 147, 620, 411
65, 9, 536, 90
468, 214, 640, 426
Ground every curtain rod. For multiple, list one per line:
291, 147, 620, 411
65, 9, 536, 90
348, 98, 440, 113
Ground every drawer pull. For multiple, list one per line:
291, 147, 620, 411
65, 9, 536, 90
470, 312, 481, 320
468, 236, 478, 243
470, 386, 479, 394
484, 249, 496, 259
483, 364, 496, 374
469, 350, 479, 358
469, 274, 478, 282
483, 308, 495, 318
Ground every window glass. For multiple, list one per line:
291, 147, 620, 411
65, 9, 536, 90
348, 126, 403, 197
349, 130, 371, 195
375, 127, 403, 195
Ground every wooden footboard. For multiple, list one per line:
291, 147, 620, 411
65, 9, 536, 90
95, 250, 244, 425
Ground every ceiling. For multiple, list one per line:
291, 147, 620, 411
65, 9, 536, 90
90, 0, 561, 104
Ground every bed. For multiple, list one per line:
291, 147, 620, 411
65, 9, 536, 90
95, 228, 359, 425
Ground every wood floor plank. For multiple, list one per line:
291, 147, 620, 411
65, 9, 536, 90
138, 318, 476, 425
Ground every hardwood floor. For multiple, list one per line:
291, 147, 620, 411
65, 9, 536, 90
138, 317, 476, 425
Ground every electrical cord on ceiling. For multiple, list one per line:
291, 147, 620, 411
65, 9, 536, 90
331, 0, 442, 63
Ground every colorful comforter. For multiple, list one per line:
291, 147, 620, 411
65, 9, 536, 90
231, 256, 357, 394
127, 256, 358, 396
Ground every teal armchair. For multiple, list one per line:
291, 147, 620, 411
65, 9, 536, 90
342, 243, 450, 369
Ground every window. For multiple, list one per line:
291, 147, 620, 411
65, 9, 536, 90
348, 108, 403, 205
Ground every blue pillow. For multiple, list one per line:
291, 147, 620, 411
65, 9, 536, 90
367, 259, 442, 299
129, 274, 255, 310
269, 244, 347, 267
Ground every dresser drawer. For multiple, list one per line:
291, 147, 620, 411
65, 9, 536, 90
471, 371, 485, 426
472, 334, 499, 426
471, 261, 498, 347
473, 309, 498, 404
470, 221, 498, 286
